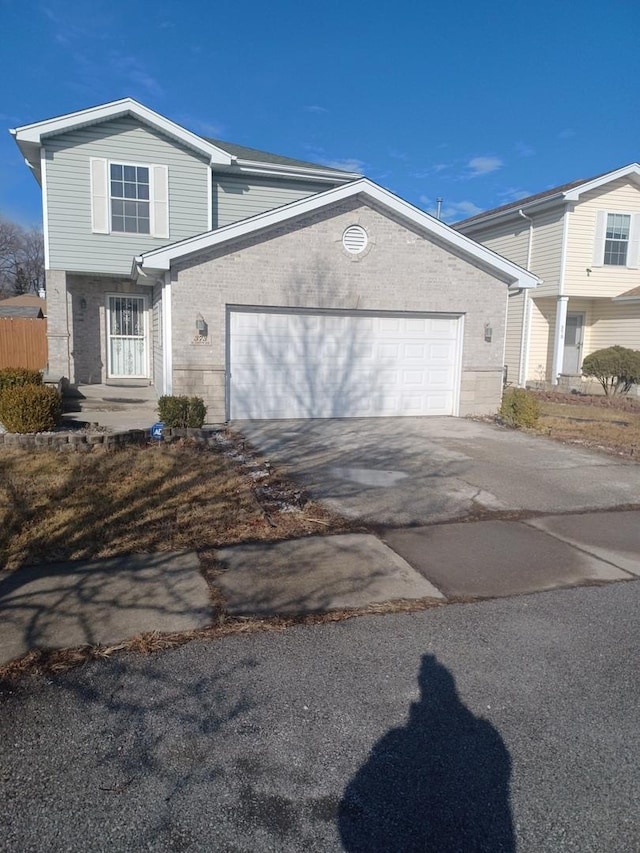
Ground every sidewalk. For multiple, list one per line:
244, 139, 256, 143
1, 510, 638, 667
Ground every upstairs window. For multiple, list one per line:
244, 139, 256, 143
90, 158, 168, 239
604, 213, 630, 265
593, 210, 639, 269
110, 164, 150, 234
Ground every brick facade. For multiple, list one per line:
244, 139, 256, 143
169, 200, 508, 419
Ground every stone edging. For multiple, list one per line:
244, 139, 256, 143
0, 426, 223, 452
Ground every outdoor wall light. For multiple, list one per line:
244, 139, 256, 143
484, 322, 493, 343
195, 313, 208, 336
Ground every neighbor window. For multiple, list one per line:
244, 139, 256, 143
604, 213, 630, 266
110, 164, 150, 234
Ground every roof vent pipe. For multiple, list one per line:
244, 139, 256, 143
435, 198, 443, 220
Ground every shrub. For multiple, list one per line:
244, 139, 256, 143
499, 388, 540, 428
581, 346, 640, 396
0, 367, 43, 391
0, 384, 61, 432
158, 395, 207, 429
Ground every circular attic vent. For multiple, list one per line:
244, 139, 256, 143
342, 224, 368, 254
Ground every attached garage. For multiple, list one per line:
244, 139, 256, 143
228, 308, 462, 418
136, 178, 539, 421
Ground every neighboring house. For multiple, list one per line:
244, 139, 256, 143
11, 99, 537, 420
0, 294, 46, 318
456, 164, 640, 388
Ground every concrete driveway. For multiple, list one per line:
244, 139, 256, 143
235, 417, 640, 525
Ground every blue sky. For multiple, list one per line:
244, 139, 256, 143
1, 0, 639, 226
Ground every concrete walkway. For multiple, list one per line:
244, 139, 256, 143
2, 512, 638, 667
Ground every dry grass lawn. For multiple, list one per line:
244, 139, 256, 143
532, 392, 640, 459
0, 441, 350, 572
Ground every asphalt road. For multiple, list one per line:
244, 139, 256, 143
1, 582, 639, 852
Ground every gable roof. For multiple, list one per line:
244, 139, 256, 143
456, 163, 640, 230
134, 177, 539, 291
0, 294, 46, 318
11, 98, 360, 184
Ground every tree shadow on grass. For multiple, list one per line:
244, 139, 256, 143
339, 653, 515, 852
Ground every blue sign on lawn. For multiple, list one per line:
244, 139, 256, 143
150, 422, 164, 440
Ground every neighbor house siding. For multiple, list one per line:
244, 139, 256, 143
588, 300, 640, 351
45, 117, 210, 276
527, 297, 556, 382
504, 290, 525, 384
169, 199, 509, 420
564, 178, 640, 298
212, 175, 336, 228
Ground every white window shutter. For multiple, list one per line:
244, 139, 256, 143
627, 214, 640, 268
592, 210, 606, 266
151, 164, 169, 239
90, 158, 109, 234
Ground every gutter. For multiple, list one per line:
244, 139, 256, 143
516, 209, 534, 386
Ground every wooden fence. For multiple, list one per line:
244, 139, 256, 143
0, 318, 48, 370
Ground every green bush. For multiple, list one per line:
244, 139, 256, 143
581, 346, 640, 396
499, 388, 540, 428
158, 395, 207, 429
0, 367, 43, 391
0, 384, 61, 433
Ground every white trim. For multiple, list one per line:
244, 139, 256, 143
12, 98, 233, 167
207, 168, 213, 232
563, 164, 640, 201
519, 290, 531, 387
453, 314, 464, 417
551, 296, 569, 382
40, 148, 50, 269
229, 160, 361, 182
105, 292, 150, 380
162, 273, 173, 394
136, 178, 540, 291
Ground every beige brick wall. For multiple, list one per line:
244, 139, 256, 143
170, 200, 509, 419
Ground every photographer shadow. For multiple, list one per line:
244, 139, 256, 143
339, 654, 515, 852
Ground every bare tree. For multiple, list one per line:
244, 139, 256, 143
0, 216, 44, 297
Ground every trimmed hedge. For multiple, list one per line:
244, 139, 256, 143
158, 395, 207, 429
499, 388, 540, 428
0, 367, 43, 391
582, 346, 640, 396
0, 384, 62, 433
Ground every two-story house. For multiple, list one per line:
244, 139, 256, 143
11, 98, 537, 421
456, 164, 640, 388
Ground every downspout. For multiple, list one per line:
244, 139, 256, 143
517, 209, 533, 386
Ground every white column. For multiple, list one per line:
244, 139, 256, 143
162, 271, 173, 395
551, 295, 569, 384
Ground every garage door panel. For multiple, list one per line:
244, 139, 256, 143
229, 310, 460, 418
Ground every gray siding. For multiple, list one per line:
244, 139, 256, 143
213, 175, 335, 228
45, 117, 210, 276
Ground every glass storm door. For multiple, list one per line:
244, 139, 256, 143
563, 313, 584, 375
107, 295, 148, 378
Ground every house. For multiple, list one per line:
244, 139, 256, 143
11, 98, 537, 420
0, 294, 46, 318
456, 164, 640, 388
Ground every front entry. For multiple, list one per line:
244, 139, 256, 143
107, 295, 148, 379
563, 313, 584, 375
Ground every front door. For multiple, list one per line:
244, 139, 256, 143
107, 295, 148, 378
563, 313, 584, 375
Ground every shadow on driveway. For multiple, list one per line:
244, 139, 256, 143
339, 653, 515, 852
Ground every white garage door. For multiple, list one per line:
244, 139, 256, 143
228, 309, 461, 419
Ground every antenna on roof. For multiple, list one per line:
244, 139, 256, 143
435, 198, 443, 220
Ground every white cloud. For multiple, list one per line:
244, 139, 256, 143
420, 197, 483, 222
558, 129, 575, 139
304, 105, 329, 114
320, 157, 366, 173
466, 156, 503, 177
515, 142, 535, 157
179, 115, 224, 138
498, 187, 532, 203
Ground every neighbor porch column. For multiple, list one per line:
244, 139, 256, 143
45, 269, 73, 382
551, 295, 569, 384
